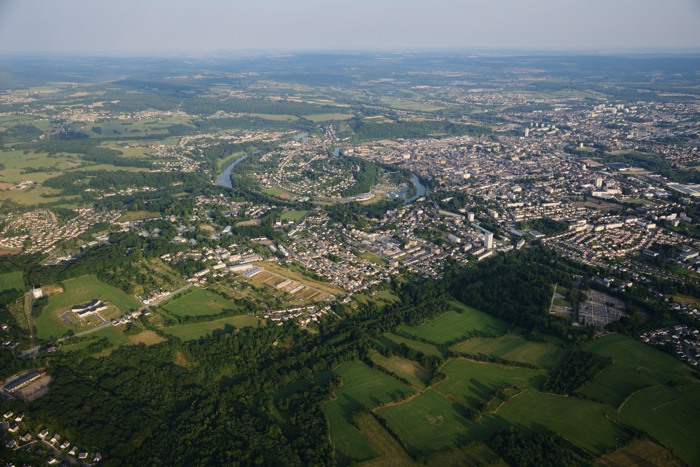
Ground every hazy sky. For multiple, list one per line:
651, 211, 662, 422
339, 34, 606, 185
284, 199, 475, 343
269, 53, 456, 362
0, 0, 699, 54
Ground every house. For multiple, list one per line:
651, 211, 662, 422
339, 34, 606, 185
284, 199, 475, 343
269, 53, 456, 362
79, 452, 89, 460
38, 429, 50, 439
8, 424, 19, 433
50, 434, 61, 444
69, 446, 79, 456
60, 441, 71, 450
48, 458, 60, 465
20, 433, 32, 442
2, 411, 13, 420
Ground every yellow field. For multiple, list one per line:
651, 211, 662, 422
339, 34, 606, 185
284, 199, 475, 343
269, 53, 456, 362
129, 330, 167, 346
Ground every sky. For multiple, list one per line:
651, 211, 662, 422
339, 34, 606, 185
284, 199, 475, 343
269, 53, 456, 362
0, 0, 699, 54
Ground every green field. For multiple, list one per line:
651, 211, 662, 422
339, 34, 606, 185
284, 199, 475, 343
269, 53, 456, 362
304, 113, 354, 122
36, 275, 141, 341
0, 271, 24, 292
369, 350, 432, 389
161, 314, 261, 340
435, 359, 546, 409
280, 210, 309, 221
59, 326, 131, 352
619, 384, 700, 466
494, 390, 629, 456
378, 332, 444, 358
163, 288, 240, 317
401, 302, 507, 345
583, 334, 698, 406
450, 332, 562, 369
377, 389, 496, 455
325, 362, 416, 464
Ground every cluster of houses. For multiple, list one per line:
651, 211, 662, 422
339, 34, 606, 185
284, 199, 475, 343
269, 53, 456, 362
2, 410, 102, 464
640, 325, 700, 368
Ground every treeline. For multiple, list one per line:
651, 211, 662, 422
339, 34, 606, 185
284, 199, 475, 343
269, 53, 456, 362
543, 350, 612, 395
17, 138, 152, 168
338, 157, 382, 197
447, 246, 593, 342
519, 217, 569, 236
488, 430, 589, 467
349, 117, 491, 141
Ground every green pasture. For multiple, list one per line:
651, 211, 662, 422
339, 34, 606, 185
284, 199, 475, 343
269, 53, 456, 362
0, 271, 24, 292
163, 288, 240, 317
450, 332, 562, 369
161, 314, 261, 341
400, 301, 507, 345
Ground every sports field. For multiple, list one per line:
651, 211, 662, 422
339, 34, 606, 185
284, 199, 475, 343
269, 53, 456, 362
0, 271, 24, 292
400, 301, 507, 345
163, 288, 239, 317
36, 275, 141, 340
325, 362, 415, 464
161, 314, 261, 340
450, 332, 562, 369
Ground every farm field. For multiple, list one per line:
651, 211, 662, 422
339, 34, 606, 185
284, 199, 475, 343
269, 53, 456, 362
450, 332, 562, 369
377, 332, 444, 358
434, 359, 546, 409
161, 314, 261, 340
596, 438, 685, 467
35, 275, 141, 341
325, 362, 415, 465
585, 334, 698, 386
304, 113, 354, 122
0, 271, 24, 292
163, 288, 240, 317
618, 383, 700, 466
353, 413, 416, 467
58, 326, 131, 352
369, 350, 432, 389
400, 301, 507, 345
494, 390, 629, 456
377, 389, 498, 455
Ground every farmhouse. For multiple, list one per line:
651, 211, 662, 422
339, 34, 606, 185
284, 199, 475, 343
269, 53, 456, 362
70, 299, 108, 317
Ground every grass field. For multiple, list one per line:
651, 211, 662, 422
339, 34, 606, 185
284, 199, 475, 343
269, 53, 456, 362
129, 330, 167, 346
36, 275, 141, 341
116, 210, 161, 222
672, 294, 700, 308
0, 271, 24, 292
425, 442, 505, 467
596, 438, 685, 467
401, 301, 507, 345
377, 389, 495, 455
325, 362, 416, 465
161, 314, 261, 340
304, 113, 354, 122
584, 333, 698, 404
435, 359, 546, 409
494, 390, 629, 456
378, 332, 445, 358
369, 350, 432, 389
450, 332, 562, 369
58, 326, 131, 352
354, 413, 416, 467
280, 210, 309, 221
163, 288, 240, 317
618, 384, 700, 465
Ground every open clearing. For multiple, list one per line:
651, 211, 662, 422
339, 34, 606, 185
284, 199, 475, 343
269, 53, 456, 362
618, 383, 700, 466
161, 314, 261, 341
325, 362, 415, 465
378, 332, 444, 358
354, 413, 417, 467
450, 332, 562, 369
129, 330, 167, 346
435, 359, 546, 409
35, 275, 141, 341
400, 301, 507, 345
369, 349, 432, 389
0, 271, 24, 292
582, 333, 698, 406
596, 438, 685, 467
163, 288, 240, 317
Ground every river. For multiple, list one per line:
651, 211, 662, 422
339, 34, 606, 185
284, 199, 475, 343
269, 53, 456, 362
215, 155, 249, 188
